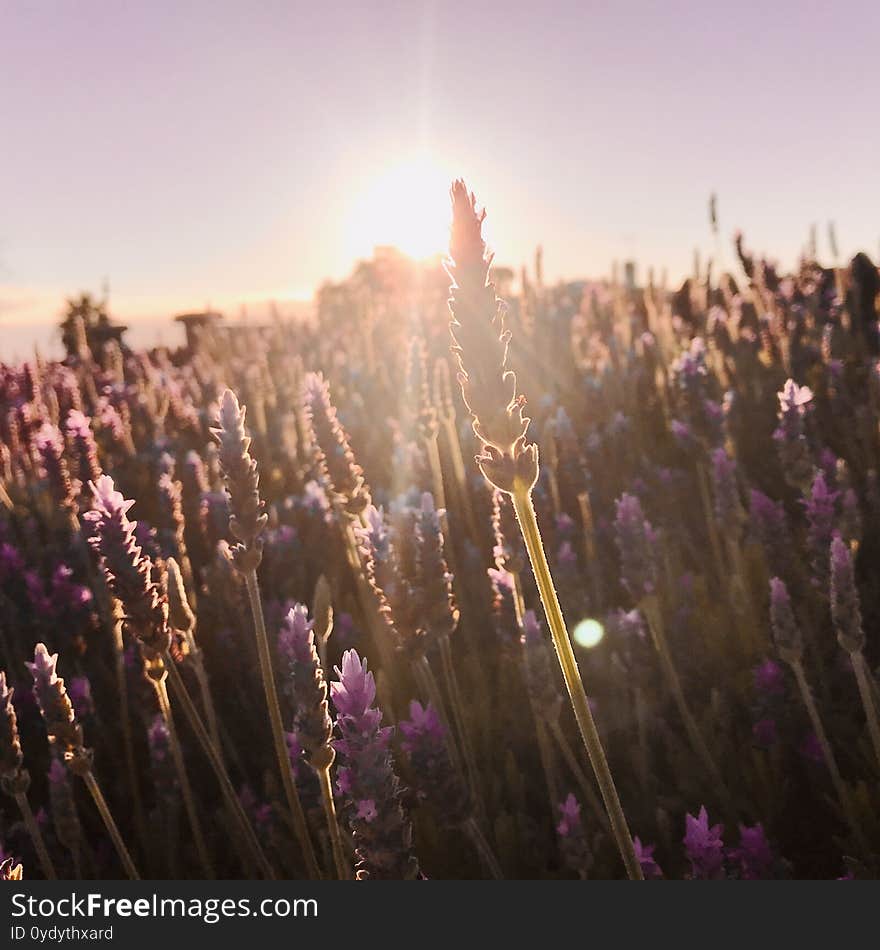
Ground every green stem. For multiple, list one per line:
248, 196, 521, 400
244, 570, 320, 879
316, 764, 350, 880
106, 599, 149, 858
511, 488, 643, 880
163, 653, 276, 879
81, 770, 140, 880
438, 635, 486, 822
15, 791, 57, 880
463, 816, 504, 879
851, 652, 880, 771
790, 659, 869, 854
153, 676, 215, 878
546, 718, 610, 834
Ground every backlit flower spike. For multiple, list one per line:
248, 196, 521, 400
211, 389, 268, 572
446, 180, 538, 494
27, 644, 84, 760
281, 604, 334, 770
0, 671, 27, 795
84, 474, 170, 657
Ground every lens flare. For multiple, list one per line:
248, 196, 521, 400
573, 618, 605, 649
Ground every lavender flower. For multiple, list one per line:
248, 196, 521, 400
331, 650, 419, 880
774, 379, 815, 492
413, 493, 458, 645
683, 806, 725, 879
727, 823, 774, 880
35, 423, 74, 511
633, 837, 663, 879
84, 475, 171, 657
803, 471, 838, 590
769, 577, 803, 664
556, 793, 593, 878
753, 659, 785, 697
829, 535, 864, 654
211, 389, 268, 572
0, 672, 27, 795
446, 180, 538, 494
356, 504, 416, 653
64, 410, 101, 493
279, 604, 334, 770
613, 493, 658, 600
147, 715, 178, 802
27, 645, 84, 761
48, 755, 81, 855
521, 610, 563, 721
303, 373, 370, 515
0, 857, 23, 880
711, 447, 744, 527
748, 490, 793, 579
488, 567, 519, 646
399, 700, 469, 827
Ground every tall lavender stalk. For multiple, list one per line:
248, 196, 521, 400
27, 644, 139, 879
213, 389, 320, 878
829, 537, 880, 770
281, 604, 350, 879
0, 671, 57, 879
446, 180, 641, 879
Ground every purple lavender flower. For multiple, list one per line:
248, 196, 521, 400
50, 565, 93, 616
279, 604, 333, 770
710, 447, 744, 527
829, 534, 864, 653
521, 610, 564, 720
803, 471, 838, 590
35, 423, 74, 511
753, 659, 785, 697
330, 650, 418, 880
413, 492, 458, 645
683, 806, 725, 879
303, 373, 370, 515
399, 700, 469, 827
613, 493, 658, 600
84, 475, 170, 657
749, 490, 793, 580
556, 793, 593, 878
211, 389, 268, 572
632, 837, 663, 880
727, 823, 774, 880
67, 677, 94, 721
773, 379, 815, 492
769, 577, 803, 664
64, 410, 101, 494
27, 644, 83, 757
488, 567, 519, 646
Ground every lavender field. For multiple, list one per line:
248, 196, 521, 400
1, 183, 879, 882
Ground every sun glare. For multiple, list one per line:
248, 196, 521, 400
345, 155, 452, 262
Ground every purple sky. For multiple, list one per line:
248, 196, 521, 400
2, 0, 878, 330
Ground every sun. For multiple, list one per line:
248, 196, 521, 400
345, 154, 453, 262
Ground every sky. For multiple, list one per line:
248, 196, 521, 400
2, 0, 879, 339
